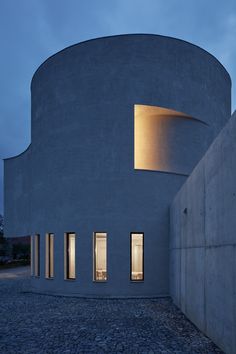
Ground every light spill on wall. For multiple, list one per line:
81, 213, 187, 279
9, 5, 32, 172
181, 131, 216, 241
134, 104, 196, 175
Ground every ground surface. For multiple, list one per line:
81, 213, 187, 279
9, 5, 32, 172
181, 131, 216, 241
0, 267, 223, 354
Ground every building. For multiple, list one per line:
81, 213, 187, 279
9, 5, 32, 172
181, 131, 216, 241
4, 34, 231, 299
170, 109, 236, 354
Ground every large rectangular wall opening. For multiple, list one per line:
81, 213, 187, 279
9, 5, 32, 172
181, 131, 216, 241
134, 104, 205, 175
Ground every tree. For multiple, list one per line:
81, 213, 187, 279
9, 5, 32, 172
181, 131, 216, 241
0, 215, 6, 256
0, 214, 3, 236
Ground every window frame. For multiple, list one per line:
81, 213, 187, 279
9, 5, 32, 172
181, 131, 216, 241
45, 233, 54, 279
130, 232, 144, 282
34, 234, 40, 277
65, 232, 76, 280
93, 232, 108, 282
30, 235, 34, 276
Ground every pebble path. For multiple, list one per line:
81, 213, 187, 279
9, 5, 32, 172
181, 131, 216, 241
0, 267, 223, 353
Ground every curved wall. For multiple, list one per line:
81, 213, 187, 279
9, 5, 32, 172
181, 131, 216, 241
4, 147, 31, 236
134, 104, 210, 175
4, 34, 231, 297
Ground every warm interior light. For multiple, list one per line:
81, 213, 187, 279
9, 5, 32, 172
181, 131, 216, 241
45, 233, 54, 278
30, 236, 33, 276
131, 233, 143, 281
94, 233, 107, 281
134, 104, 196, 174
49, 234, 54, 278
68, 233, 76, 279
34, 234, 40, 277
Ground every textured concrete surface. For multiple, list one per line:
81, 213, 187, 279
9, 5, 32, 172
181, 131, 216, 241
170, 111, 236, 353
0, 267, 223, 353
4, 34, 231, 297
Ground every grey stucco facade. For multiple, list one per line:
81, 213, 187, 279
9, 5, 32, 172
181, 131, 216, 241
4, 34, 231, 297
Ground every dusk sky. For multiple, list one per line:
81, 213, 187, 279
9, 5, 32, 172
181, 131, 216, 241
0, 0, 236, 215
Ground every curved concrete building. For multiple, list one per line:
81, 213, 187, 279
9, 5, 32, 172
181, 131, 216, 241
4, 34, 231, 297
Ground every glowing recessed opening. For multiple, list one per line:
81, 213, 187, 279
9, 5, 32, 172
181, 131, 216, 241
134, 104, 198, 174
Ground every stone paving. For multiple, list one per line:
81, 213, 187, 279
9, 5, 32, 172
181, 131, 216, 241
0, 267, 223, 353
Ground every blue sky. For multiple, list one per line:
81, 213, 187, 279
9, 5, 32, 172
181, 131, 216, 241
0, 0, 236, 214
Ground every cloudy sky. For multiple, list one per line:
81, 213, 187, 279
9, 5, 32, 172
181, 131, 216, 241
0, 0, 236, 214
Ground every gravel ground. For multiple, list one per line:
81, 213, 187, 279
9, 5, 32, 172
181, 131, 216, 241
0, 267, 223, 354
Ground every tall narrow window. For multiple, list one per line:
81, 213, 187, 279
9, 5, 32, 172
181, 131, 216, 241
94, 232, 107, 281
45, 233, 54, 278
30, 235, 34, 276
34, 234, 40, 277
130, 233, 144, 281
65, 233, 76, 280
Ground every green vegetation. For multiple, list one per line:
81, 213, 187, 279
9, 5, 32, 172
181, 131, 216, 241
0, 214, 30, 269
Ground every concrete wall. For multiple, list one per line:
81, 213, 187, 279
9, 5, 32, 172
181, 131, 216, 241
4, 34, 231, 297
170, 111, 236, 353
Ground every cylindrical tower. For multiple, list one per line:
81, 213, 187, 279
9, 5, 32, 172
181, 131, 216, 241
4, 34, 231, 297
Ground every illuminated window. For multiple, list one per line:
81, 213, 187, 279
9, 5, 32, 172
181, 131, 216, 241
45, 233, 54, 278
34, 234, 40, 277
30, 236, 33, 276
94, 232, 107, 281
65, 233, 76, 280
130, 233, 144, 281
